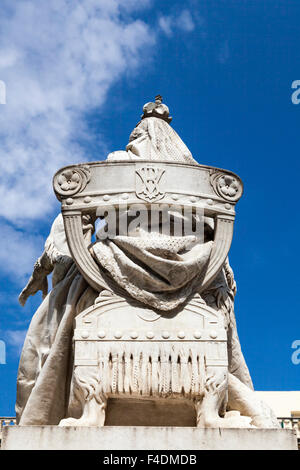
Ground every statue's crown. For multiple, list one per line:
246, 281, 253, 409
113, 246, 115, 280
141, 95, 172, 123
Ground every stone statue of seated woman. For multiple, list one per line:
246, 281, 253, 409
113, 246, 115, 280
16, 96, 278, 430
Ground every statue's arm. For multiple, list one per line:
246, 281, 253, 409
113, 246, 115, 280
18, 214, 70, 306
18, 213, 94, 306
18, 250, 53, 306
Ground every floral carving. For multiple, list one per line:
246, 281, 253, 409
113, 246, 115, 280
57, 170, 81, 192
210, 171, 243, 202
218, 175, 240, 198
53, 165, 90, 198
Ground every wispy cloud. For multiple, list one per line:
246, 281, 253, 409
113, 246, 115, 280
5, 329, 27, 356
0, 0, 155, 223
0, 1, 200, 285
0, 0, 157, 283
158, 9, 195, 37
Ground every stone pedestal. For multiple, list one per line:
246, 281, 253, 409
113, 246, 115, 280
2, 426, 298, 450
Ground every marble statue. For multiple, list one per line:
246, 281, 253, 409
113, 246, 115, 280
16, 96, 279, 430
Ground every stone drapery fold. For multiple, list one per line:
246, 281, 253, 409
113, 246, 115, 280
92, 235, 213, 311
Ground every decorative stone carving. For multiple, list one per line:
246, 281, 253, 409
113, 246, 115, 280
53, 165, 91, 199
135, 165, 165, 202
16, 96, 279, 434
60, 295, 229, 427
210, 170, 243, 202
141, 94, 172, 123
51, 159, 240, 298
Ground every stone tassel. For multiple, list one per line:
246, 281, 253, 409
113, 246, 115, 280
198, 354, 206, 396
98, 343, 105, 394
147, 355, 152, 395
111, 347, 118, 394
159, 343, 170, 395
180, 345, 191, 394
151, 343, 159, 395
141, 350, 149, 395
102, 343, 111, 394
117, 350, 124, 393
124, 344, 131, 394
132, 344, 140, 393
190, 345, 199, 395
171, 344, 180, 394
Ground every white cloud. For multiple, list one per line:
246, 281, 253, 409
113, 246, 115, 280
0, 0, 155, 222
0, 222, 45, 283
0, 2, 199, 285
5, 329, 27, 356
158, 9, 195, 37
158, 16, 173, 37
178, 10, 195, 32
0, 0, 157, 284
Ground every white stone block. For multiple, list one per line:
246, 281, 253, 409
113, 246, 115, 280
2, 426, 298, 450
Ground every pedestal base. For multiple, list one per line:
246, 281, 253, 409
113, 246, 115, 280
2, 426, 298, 450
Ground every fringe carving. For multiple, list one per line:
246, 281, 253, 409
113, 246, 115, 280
95, 342, 206, 397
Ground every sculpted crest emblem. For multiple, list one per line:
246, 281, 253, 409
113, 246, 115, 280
135, 164, 166, 202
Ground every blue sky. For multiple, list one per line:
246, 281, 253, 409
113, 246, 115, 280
0, 0, 299, 415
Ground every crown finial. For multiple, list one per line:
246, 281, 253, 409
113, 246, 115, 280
141, 95, 172, 123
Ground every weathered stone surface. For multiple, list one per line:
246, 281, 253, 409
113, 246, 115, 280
15, 96, 279, 434
2, 426, 297, 450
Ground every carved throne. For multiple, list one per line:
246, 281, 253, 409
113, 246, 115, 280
53, 160, 243, 426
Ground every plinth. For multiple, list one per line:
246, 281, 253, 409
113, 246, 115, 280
2, 426, 298, 450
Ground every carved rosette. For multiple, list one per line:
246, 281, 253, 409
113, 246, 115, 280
53, 165, 91, 199
210, 171, 243, 202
